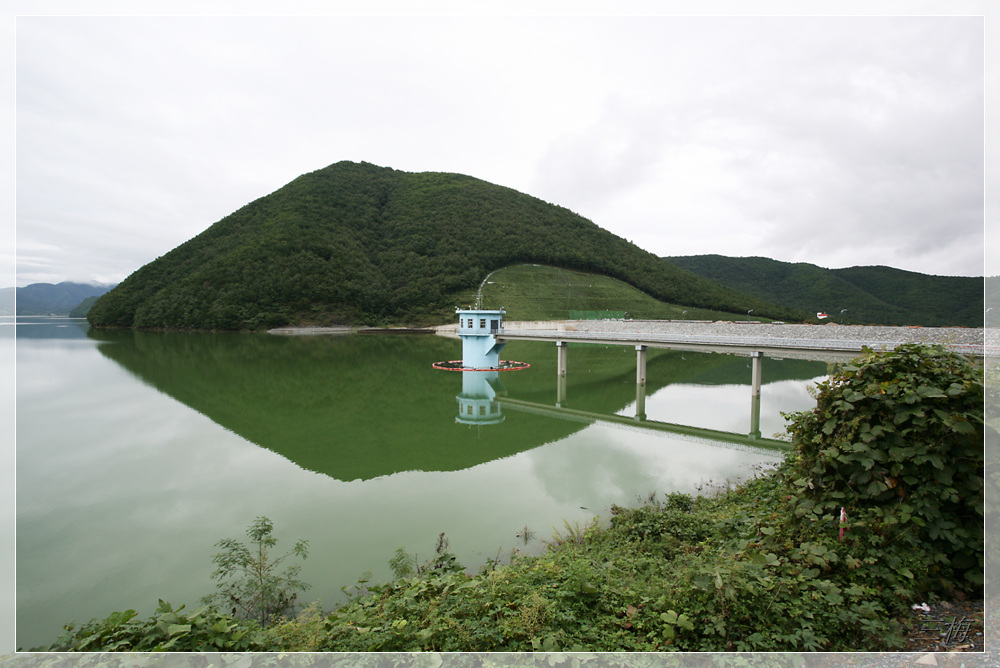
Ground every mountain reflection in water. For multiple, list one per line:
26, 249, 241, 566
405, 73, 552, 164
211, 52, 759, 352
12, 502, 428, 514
90, 329, 823, 480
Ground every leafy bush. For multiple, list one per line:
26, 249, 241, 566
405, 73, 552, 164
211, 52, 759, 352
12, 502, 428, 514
781, 343, 984, 593
42, 600, 267, 652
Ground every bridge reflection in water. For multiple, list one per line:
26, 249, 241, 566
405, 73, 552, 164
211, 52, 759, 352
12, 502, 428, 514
499, 384, 789, 456
489, 328, 866, 453
451, 359, 792, 457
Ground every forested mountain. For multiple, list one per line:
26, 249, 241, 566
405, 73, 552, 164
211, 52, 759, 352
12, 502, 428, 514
8, 282, 115, 316
664, 255, 983, 327
87, 161, 800, 330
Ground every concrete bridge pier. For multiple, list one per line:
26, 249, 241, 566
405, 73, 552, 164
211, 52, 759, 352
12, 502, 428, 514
556, 374, 567, 407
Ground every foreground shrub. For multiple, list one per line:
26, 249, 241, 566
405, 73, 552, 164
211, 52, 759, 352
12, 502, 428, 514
42, 600, 267, 652
780, 343, 984, 593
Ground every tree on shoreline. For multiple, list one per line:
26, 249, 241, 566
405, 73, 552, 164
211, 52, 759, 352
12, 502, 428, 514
202, 516, 310, 626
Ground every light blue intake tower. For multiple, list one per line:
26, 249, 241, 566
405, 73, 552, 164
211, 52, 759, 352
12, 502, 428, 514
456, 308, 506, 369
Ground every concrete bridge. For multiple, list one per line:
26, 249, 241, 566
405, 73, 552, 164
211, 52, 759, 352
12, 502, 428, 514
496, 327, 846, 398
491, 320, 984, 407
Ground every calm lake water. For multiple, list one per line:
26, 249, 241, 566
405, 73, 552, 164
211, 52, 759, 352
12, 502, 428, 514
14, 317, 830, 649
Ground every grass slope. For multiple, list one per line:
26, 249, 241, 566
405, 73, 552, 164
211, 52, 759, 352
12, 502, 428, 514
87, 161, 800, 330
664, 254, 982, 327
474, 264, 760, 322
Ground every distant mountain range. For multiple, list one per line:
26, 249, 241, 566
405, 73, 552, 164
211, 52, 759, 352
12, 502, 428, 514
1, 282, 116, 316
664, 255, 983, 328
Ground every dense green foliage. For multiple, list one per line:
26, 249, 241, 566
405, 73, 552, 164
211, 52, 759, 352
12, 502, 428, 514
35, 345, 983, 653
665, 254, 983, 327
44, 600, 270, 652
781, 343, 985, 591
86, 161, 799, 330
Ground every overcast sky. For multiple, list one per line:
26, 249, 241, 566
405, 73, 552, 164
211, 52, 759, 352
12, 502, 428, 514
6, 2, 994, 288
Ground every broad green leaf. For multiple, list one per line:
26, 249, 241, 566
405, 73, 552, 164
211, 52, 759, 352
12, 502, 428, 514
166, 623, 191, 637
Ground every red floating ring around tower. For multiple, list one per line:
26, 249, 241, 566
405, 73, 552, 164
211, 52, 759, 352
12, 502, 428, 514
432, 360, 531, 372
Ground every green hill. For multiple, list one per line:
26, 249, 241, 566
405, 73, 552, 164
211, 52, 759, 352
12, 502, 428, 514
86, 161, 800, 330
663, 255, 983, 327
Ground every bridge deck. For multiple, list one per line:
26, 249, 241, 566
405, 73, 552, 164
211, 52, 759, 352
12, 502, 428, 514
495, 322, 985, 360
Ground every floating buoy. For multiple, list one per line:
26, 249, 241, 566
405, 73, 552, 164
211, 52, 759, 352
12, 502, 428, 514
432, 360, 530, 372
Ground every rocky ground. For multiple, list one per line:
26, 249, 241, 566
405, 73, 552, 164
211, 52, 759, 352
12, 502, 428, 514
813, 596, 991, 667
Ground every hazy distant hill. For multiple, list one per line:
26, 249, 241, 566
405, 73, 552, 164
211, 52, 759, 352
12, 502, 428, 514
88, 161, 800, 330
664, 255, 982, 327
8, 282, 115, 316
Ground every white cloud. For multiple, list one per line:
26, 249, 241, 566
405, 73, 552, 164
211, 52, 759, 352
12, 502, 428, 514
10, 9, 990, 288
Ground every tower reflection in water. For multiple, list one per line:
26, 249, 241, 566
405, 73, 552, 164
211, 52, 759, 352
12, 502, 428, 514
455, 371, 506, 426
